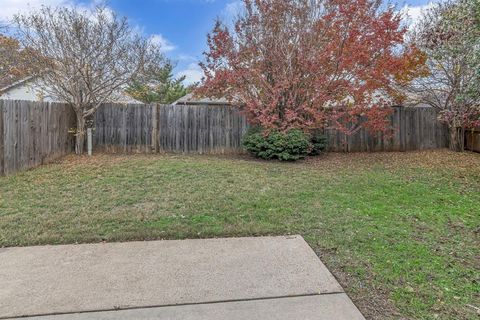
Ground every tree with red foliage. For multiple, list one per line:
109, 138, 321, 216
197, 0, 425, 135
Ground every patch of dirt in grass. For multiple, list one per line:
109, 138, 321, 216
315, 249, 404, 320
108, 201, 174, 221
54, 153, 136, 168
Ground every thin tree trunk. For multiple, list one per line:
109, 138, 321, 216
460, 126, 465, 151
75, 115, 86, 155
449, 127, 463, 152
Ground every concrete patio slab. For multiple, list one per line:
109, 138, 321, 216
0, 235, 362, 319
24, 294, 365, 320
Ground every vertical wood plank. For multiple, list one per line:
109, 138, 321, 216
151, 104, 159, 153
0, 100, 4, 176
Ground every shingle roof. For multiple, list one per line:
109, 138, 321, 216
0, 76, 142, 104
0, 76, 36, 95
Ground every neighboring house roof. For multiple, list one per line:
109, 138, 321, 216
173, 93, 232, 106
0, 76, 55, 102
0, 76, 142, 104
0, 76, 37, 95
0, 70, 33, 93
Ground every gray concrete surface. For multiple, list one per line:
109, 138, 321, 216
24, 294, 365, 320
0, 235, 363, 319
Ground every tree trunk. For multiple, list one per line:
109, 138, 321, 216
75, 115, 86, 155
449, 127, 464, 152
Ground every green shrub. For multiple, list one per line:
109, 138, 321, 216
309, 130, 327, 155
242, 127, 311, 161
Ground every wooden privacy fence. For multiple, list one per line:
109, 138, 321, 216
466, 128, 480, 152
0, 100, 450, 176
0, 100, 75, 176
326, 106, 449, 152
93, 103, 249, 154
93, 104, 448, 153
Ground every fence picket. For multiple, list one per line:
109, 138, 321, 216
0, 100, 75, 175
0, 101, 4, 176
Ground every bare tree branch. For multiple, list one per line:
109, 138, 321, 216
14, 5, 165, 154
403, 0, 480, 151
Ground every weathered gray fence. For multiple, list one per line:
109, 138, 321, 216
466, 129, 480, 153
94, 103, 249, 154
326, 106, 449, 152
0, 100, 450, 176
0, 100, 75, 176
93, 104, 448, 153
93, 103, 153, 153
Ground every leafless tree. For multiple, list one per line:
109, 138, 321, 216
14, 6, 165, 154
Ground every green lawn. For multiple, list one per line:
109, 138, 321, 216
1, 150, 479, 319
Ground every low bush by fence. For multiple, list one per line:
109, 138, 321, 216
0, 100, 75, 176
1, 100, 451, 176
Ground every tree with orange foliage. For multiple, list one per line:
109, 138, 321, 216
197, 0, 425, 136
0, 34, 40, 90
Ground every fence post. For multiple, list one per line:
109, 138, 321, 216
0, 100, 4, 176
87, 128, 93, 156
399, 106, 406, 151
151, 104, 159, 153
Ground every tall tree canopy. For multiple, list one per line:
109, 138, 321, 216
197, 0, 424, 135
406, 0, 480, 151
126, 61, 189, 104
14, 6, 165, 154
